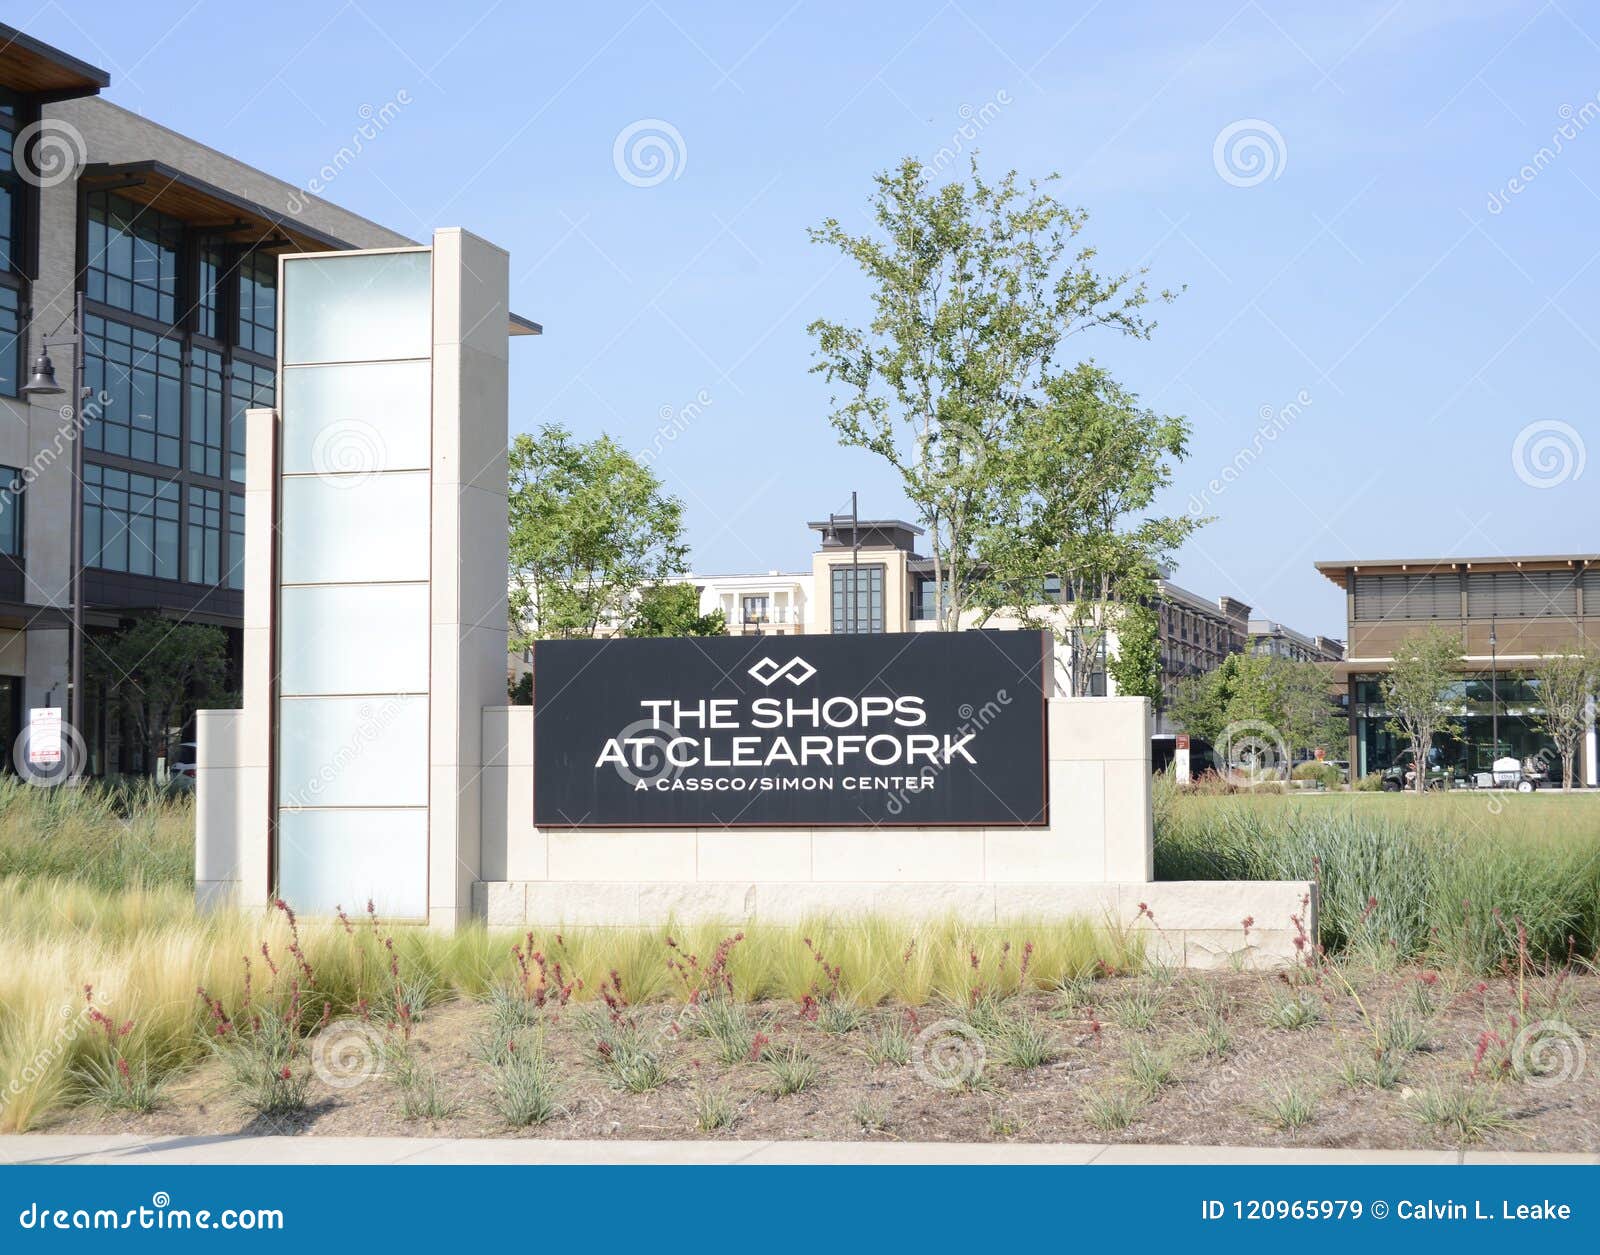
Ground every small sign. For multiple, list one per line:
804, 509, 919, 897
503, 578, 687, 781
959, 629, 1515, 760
28, 708, 62, 767
1174, 733, 1191, 786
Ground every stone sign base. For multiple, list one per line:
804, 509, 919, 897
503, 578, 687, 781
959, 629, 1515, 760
472, 877, 1315, 969
470, 697, 1315, 969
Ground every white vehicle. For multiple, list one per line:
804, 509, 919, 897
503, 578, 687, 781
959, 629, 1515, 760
1472, 755, 1540, 793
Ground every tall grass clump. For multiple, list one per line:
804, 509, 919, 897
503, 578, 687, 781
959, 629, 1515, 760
0, 778, 192, 891
1154, 783, 1600, 967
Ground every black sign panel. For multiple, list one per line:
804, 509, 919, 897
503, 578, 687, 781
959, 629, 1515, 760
531, 631, 1048, 828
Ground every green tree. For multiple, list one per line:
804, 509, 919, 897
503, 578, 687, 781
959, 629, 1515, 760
627, 584, 728, 637
508, 423, 688, 644
1381, 626, 1463, 794
1277, 660, 1346, 763
87, 616, 232, 772
984, 365, 1204, 695
1106, 601, 1161, 701
808, 156, 1173, 630
1529, 650, 1600, 790
1166, 668, 1228, 745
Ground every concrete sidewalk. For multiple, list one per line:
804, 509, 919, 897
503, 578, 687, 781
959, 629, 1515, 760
3, 1135, 1594, 1166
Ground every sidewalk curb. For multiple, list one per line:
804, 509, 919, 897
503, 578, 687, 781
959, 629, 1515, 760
4, 1135, 1595, 1166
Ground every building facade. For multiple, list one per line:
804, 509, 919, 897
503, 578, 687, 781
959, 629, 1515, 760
1247, 618, 1345, 663
0, 25, 536, 775
679, 511, 1338, 709
1315, 554, 1598, 784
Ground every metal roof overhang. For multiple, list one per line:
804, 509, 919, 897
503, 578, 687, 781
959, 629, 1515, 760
0, 23, 109, 99
1315, 554, 1599, 591
79, 161, 542, 337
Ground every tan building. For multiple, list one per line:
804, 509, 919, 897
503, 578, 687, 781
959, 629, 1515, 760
1315, 554, 1598, 784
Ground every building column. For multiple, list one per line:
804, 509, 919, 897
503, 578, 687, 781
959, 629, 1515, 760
1586, 693, 1598, 788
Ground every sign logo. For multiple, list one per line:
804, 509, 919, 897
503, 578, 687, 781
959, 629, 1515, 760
747, 656, 816, 687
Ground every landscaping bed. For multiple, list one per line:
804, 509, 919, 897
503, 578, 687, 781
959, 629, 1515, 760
36, 950, 1599, 1152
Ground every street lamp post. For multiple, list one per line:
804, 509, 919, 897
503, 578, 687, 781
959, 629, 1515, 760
1489, 618, 1499, 767
20, 293, 87, 781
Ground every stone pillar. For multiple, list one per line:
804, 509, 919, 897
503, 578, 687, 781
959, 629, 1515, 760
427, 229, 510, 929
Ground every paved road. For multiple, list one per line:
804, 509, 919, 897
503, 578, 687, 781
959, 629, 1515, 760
3, 1135, 1593, 1165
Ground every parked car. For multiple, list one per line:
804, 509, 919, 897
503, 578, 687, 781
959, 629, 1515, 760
168, 741, 198, 791
1379, 749, 1455, 792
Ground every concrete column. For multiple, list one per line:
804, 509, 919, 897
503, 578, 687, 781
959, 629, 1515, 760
1586, 693, 1597, 788
427, 229, 510, 929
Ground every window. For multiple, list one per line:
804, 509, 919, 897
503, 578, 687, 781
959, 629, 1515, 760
0, 284, 17, 398
229, 360, 274, 484
0, 465, 21, 557
83, 315, 182, 466
197, 244, 222, 340
831, 564, 885, 634
0, 98, 17, 276
83, 464, 180, 579
0, 96, 19, 397
238, 250, 277, 355
186, 485, 221, 585
187, 347, 224, 477
741, 594, 768, 624
226, 493, 245, 589
85, 192, 180, 323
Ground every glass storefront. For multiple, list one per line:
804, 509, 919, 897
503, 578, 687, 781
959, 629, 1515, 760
1351, 672, 1563, 781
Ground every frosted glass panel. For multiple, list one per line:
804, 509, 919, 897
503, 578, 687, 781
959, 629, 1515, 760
278, 695, 428, 807
281, 361, 431, 476
277, 808, 427, 918
280, 471, 429, 584
281, 251, 431, 365
280, 584, 429, 695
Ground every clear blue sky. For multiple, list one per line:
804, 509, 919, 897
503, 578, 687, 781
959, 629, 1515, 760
35, 0, 1600, 636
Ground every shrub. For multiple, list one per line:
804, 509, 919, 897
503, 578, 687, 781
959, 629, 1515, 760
1083, 1086, 1144, 1130
489, 1033, 560, 1126
1406, 1083, 1510, 1143
760, 1043, 819, 1096
1258, 1081, 1318, 1130
1291, 762, 1343, 789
